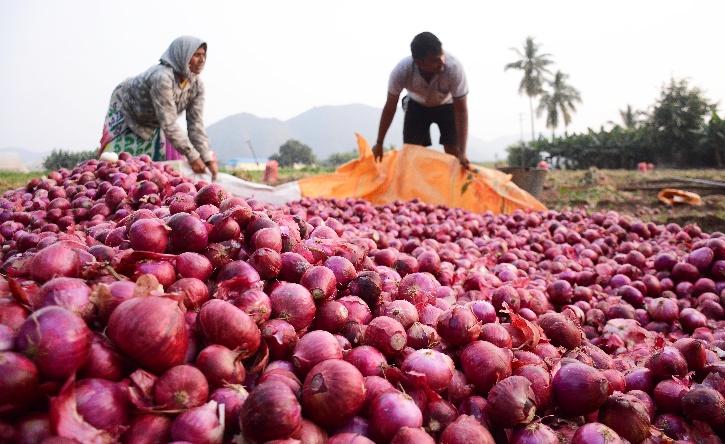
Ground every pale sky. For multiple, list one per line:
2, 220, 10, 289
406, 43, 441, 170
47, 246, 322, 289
2, 0, 724, 159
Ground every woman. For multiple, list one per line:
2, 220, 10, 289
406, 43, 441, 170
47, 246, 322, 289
99, 35, 218, 178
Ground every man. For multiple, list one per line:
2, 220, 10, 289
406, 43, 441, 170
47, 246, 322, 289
373, 32, 470, 169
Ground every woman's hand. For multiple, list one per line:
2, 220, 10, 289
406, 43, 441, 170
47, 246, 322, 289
190, 158, 207, 174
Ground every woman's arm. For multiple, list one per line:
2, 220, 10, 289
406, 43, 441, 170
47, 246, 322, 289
186, 81, 212, 164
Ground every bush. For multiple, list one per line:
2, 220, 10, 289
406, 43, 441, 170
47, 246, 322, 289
43, 149, 96, 171
269, 140, 316, 167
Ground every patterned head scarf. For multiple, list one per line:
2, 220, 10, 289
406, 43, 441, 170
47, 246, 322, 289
160, 36, 207, 79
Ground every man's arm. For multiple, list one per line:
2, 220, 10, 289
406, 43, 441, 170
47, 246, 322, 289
453, 96, 469, 168
373, 93, 400, 161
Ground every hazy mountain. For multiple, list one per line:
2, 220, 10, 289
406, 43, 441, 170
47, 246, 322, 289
206, 104, 516, 163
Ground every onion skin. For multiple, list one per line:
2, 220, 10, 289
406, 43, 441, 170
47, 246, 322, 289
108, 296, 188, 373
439, 415, 494, 444
327, 433, 375, 444
195, 344, 245, 388
302, 359, 366, 428
16, 306, 92, 379
261, 319, 298, 360
552, 362, 609, 417
154, 364, 209, 410
645, 346, 688, 381
436, 306, 481, 346
344, 345, 387, 377
240, 381, 302, 443
538, 312, 582, 349
30, 244, 80, 282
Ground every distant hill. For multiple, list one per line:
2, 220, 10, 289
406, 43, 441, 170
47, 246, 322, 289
206, 104, 515, 163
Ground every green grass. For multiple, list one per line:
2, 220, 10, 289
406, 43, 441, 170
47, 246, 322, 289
224, 165, 335, 184
0, 171, 45, 192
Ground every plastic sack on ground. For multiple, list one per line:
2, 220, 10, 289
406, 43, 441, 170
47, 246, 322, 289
298, 134, 546, 214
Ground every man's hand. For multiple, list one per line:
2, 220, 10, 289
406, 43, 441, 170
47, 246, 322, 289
372, 143, 384, 162
189, 158, 207, 174
206, 160, 219, 181
458, 154, 471, 170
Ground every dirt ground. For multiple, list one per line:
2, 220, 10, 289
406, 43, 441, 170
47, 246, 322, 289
538, 169, 725, 233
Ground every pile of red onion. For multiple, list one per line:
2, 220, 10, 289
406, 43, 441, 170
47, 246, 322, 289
0, 153, 723, 443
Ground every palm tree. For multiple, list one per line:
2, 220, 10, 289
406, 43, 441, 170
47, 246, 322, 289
619, 105, 644, 129
536, 70, 582, 137
505, 37, 554, 142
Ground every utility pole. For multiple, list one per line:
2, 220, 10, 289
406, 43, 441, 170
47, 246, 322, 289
246, 140, 260, 167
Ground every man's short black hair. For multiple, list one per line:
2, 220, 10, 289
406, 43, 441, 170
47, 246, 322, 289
410, 32, 442, 60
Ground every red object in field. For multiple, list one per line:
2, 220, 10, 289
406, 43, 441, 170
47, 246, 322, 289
537, 161, 549, 171
264, 160, 279, 184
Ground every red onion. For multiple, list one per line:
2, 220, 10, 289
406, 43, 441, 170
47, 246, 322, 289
487, 376, 537, 427
381, 300, 419, 329
479, 323, 513, 348
369, 391, 423, 442
397, 272, 439, 307
538, 312, 582, 349
261, 319, 298, 360
258, 369, 302, 398
363, 316, 407, 357
240, 381, 302, 442
229, 288, 271, 325
39, 277, 92, 320
0, 351, 38, 414
401, 348, 454, 392
673, 338, 707, 371
279, 251, 312, 283
324, 255, 357, 289
15, 413, 51, 444
209, 385, 248, 431
0, 324, 14, 351
301, 265, 337, 301
391, 427, 435, 444
167, 212, 208, 252
128, 218, 168, 253
653, 378, 689, 414
598, 392, 651, 443
679, 307, 707, 332
466, 300, 497, 323
406, 322, 440, 349
681, 385, 725, 429
293, 330, 343, 376
170, 401, 224, 444
302, 359, 366, 428
314, 300, 349, 332
108, 296, 188, 373
16, 306, 91, 379
436, 306, 481, 346
30, 244, 80, 282
511, 422, 559, 444
75, 378, 129, 433
570, 422, 623, 443
552, 362, 609, 416
293, 419, 328, 444
439, 415, 494, 444
79, 335, 125, 381
338, 296, 373, 324
345, 345, 387, 377
168, 278, 209, 310
349, 271, 382, 306
195, 344, 245, 388
327, 433, 375, 444
514, 365, 552, 409
424, 398, 457, 435
460, 341, 512, 394
625, 367, 655, 392
0, 299, 29, 330
176, 252, 213, 281
645, 346, 688, 381
122, 414, 172, 444
270, 283, 316, 331
197, 299, 261, 358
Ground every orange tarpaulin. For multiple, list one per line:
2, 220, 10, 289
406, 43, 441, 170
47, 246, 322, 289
299, 134, 546, 214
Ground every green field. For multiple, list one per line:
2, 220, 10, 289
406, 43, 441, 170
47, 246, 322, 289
2, 167, 723, 232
